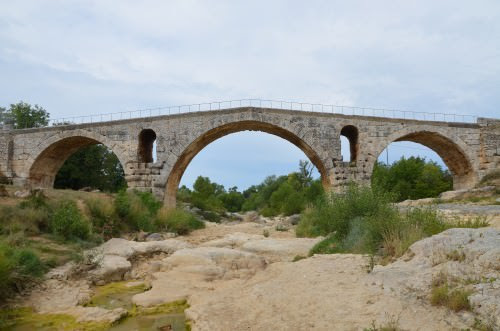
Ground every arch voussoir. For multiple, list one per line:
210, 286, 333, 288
25, 129, 130, 188
163, 119, 333, 208
369, 125, 478, 190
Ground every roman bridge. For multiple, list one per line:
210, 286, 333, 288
0, 104, 498, 208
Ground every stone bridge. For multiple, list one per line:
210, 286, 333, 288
0, 107, 498, 207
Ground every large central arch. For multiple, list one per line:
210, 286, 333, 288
371, 126, 477, 190
164, 120, 331, 207
26, 130, 128, 188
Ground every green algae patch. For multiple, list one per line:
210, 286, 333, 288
129, 300, 189, 317
87, 281, 151, 310
0, 307, 111, 331
110, 300, 190, 331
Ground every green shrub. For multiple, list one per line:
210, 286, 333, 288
199, 210, 221, 223
18, 190, 49, 210
50, 200, 90, 240
155, 209, 204, 235
0, 206, 50, 235
298, 185, 489, 258
114, 190, 131, 218
86, 198, 119, 239
0, 242, 45, 300
297, 185, 395, 239
430, 281, 472, 312
113, 190, 161, 232
135, 191, 162, 215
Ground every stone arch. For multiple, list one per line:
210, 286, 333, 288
25, 129, 129, 188
340, 125, 359, 162
164, 120, 331, 207
370, 125, 477, 190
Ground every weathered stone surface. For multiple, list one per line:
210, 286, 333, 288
371, 228, 500, 328
241, 237, 324, 261
0, 108, 498, 206
85, 238, 192, 282
65, 306, 127, 324
163, 246, 266, 277
439, 185, 497, 201
132, 246, 266, 307
200, 232, 265, 248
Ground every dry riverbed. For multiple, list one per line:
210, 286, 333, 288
3, 213, 500, 330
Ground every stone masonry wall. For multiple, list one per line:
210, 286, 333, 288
0, 108, 497, 205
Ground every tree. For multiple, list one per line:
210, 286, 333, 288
54, 144, 126, 192
372, 157, 452, 201
4, 102, 50, 129
298, 160, 314, 187
0, 107, 9, 125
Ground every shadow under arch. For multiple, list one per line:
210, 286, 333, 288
164, 120, 331, 208
373, 128, 477, 190
27, 131, 128, 188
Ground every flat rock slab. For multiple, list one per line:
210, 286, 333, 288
186, 254, 470, 331
240, 237, 323, 261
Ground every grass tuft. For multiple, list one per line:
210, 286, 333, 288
155, 208, 205, 235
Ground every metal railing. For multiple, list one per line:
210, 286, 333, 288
11, 98, 480, 130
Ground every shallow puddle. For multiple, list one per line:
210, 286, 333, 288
90, 281, 189, 331
3, 281, 190, 331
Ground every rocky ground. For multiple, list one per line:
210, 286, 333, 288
9, 204, 498, 331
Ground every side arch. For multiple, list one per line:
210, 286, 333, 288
25, 129, 130, 188
370, 125, 477, 190
164, 120, 331, 208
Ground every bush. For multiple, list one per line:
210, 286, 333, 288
50, 200, 90, 240
155, 209, 205, 235
430, 281, 472, 312
0, 206, 50, 235
85, 198, 119, 239
0, 242, 45, 300
18, 189, 49, 210
297, 185, 489, 258
297, 185, 395, 239
113, 190, 161, 232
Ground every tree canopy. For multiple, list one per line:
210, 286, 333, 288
371, 156, 452, 201
178, 161, 324, 216
1, 101, 49, 129
54, 144, 126, 192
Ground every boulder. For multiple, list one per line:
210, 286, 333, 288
288, 214, 301, 225
84, 238, 192, 283
145, 233, 164, 241
90, 238, 192, 259
45, 261, 78, 280
243, 211, 261, 223
398, 198, 436, 206
14, 190, 30, 198
88, 255, 131, 282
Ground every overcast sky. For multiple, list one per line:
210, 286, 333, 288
1, 1, 499, 189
